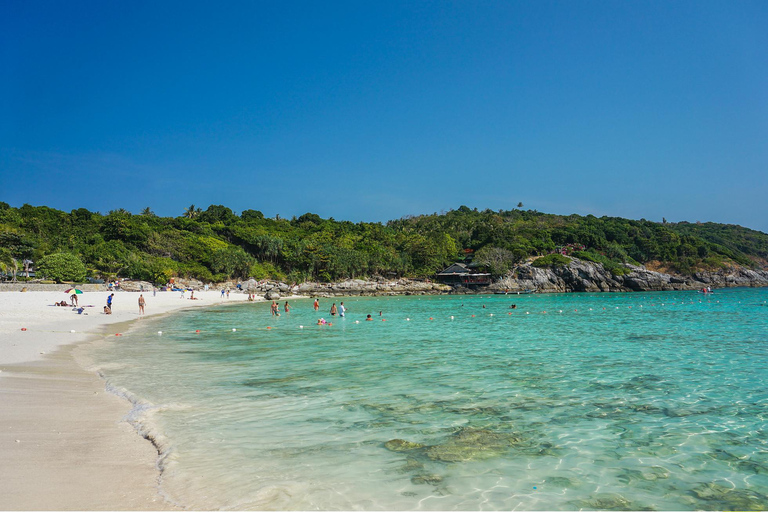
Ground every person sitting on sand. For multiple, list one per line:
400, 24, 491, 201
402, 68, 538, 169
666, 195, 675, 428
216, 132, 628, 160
104, 305, 112, 315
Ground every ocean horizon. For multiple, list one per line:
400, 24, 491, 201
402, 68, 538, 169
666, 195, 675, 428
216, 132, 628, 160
87, 289, 768, 510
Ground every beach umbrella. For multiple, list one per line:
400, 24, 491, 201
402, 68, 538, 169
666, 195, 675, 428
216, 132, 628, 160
65, 288, 83, 294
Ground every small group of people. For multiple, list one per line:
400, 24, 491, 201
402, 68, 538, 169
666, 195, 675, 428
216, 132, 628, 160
329, 302, 346, 317
270, 301, 292, 316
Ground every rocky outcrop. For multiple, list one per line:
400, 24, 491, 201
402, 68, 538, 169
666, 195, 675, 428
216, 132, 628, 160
692, 267, 768, 288
116, 280, 154, 292
490, 259, 768, 293
240, 278, 452, 298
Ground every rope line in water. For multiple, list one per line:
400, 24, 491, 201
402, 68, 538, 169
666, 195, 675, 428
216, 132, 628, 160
15, 296, 753, 338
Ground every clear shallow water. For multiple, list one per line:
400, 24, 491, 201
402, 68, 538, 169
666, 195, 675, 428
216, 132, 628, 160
88, 289, 768, 510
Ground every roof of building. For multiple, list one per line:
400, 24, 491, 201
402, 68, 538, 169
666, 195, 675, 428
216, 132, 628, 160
436, 263, 470, 275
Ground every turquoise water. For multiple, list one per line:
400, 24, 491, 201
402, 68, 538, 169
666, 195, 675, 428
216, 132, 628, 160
88, 289, 768, 510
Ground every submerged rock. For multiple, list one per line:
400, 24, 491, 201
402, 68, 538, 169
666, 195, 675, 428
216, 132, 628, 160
384, 439, 425, 452
424, 427, 522, 463
411, 474, 443, 485
690, 482, 768, 510
571, 493, 645, 511
398, 457, 424, 473
544, 476, 580, 489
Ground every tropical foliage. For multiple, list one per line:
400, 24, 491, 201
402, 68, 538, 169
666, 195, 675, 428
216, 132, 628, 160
36, 252, 87, 282
0, 201, 766, 284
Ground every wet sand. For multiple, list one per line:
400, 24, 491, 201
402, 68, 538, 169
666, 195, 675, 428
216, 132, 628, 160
0, 289, 253, 510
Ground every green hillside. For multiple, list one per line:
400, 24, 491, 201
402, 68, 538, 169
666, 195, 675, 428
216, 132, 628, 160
1, 202, 766, 283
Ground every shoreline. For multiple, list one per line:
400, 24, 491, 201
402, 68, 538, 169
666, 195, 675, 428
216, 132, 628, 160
0, 290, 262, 510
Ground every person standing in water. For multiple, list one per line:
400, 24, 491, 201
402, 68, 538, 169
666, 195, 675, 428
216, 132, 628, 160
313, 298, 319, 311
339, 302, 346, 317
330, 303, 338, 316
284, 301, 291, 313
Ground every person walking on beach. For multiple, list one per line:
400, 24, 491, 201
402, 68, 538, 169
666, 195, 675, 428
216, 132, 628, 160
107, 293, 114, 312
138, 294, 146, 315
330, 303, 338, 316
313, 298, 319, 311
221, 288, 225, 298
226, 288, 230, 299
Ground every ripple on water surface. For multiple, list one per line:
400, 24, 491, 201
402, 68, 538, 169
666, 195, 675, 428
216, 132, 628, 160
88, 289, 768, 510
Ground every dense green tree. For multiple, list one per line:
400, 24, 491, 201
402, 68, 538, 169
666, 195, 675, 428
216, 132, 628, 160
211, 246, 254, 280
240, 209, 264, 221
0, 203, 764, 283
37, 252, 87, 282
198, 204, 238, 225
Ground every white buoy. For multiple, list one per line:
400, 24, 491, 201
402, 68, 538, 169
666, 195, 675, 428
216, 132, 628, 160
450, 316, 454, 320
355, 321, 359, 324
490, 313, 494, 316
406, 318, 410, 321
232, 328, 237, 332
157, 331, 162, 335
70, 329, 76, 333
299, 325, 304, 329
526, 312, 529, 315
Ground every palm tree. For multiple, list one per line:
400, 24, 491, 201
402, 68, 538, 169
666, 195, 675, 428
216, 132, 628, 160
141, 207, 155, 217
0, 250, 18, 282
184, 204, 202, 219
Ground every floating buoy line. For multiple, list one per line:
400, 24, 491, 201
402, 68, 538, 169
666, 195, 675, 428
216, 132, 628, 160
15, 296, 740, 339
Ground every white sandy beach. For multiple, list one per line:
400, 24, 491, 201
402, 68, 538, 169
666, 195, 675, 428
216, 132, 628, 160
0, 289, 256, 510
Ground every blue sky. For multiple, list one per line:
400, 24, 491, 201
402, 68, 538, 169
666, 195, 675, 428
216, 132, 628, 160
2, 1, 767, 232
